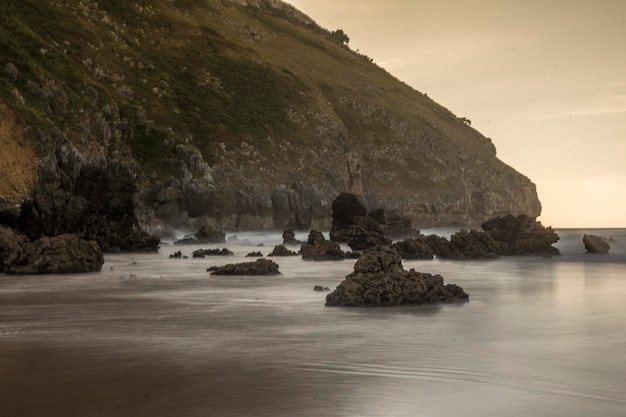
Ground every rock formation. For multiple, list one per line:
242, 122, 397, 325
326, 247, 469, 307
583, 234, 610, 254
208, 258, 281, 275
1, 230, 104, 274
300, 230, 345, 261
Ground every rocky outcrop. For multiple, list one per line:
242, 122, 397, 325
583, 234, 610, 254
14, 146, 159, 252
325, 247, 469, 307
208, 258, 280, 275
390, 237, 435, 260
301, 230, 345, 261
2, 232, 104, 274
481, 215, 559, 256
282, 229, 301, 245
329, 193, 367, 241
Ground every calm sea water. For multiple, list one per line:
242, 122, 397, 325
1, 228, 625, 417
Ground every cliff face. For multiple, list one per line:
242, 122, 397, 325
0, 0, 541, 232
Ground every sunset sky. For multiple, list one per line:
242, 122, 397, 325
284, 0, 626, 228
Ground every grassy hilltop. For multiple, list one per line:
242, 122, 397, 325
0, 0, 541, 230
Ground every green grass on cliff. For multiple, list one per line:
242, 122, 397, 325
0, 0, 499, 189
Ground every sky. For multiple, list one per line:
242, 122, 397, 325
284, 0, 626, 228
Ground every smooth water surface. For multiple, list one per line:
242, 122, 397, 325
1, 229, 625, 416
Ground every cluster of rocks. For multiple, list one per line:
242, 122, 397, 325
328, 193, 560, 259
192, 248, 233, 258
325, 247, 469, 307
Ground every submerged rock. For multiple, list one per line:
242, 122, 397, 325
325, 247, 469, 307
208, 258, 280, 275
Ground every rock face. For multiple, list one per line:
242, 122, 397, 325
301, 230, 345, 261
2, 233, 104, 274
325, 247, 469, 307
208, 258, 280, 275
583, 234, 610, 254
13, 146, 159, 252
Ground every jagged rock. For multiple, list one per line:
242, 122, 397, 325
441, 229, 500, 260
3, 233, 104, 274
246, 251, 264, 257
368, 208, 417, 238
391, 237, 434, 260
268, 244, 299, 257
343, 216, 392, 251
208, 258, 280, 275
192, 248, 234, 258
301, 230, 345, 261
329, 193, 367, 242
481, 214, 560, 256
282, 229, 301, 245
169, 251, 183, 258
325, 247, 469, 307
583, 234, 610, 254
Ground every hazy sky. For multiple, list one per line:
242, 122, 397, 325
284, 0, 626, 227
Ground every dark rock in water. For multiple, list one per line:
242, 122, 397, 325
301, 230, 345, 261
268, 244, 299, 257
368, 208, 418, 238
282, 229, 301, 245
192, 248, 233, 258
169, 251, 183, 258
325, 247, 469, 307
391, 237, 435, 260
208, 258, 280, 275
330, 193, 367, 242
195, 225, 226, 243
2, 233, 104, 274
481, 214, 560, 256
246, 251, 264, 257
314, 285, 330, 292
583, 234, 610, 254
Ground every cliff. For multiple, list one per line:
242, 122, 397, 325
0, 0, 541, 233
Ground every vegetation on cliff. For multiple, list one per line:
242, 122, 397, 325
0, 0, 542, 230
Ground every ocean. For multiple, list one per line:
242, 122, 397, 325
1, 228, 625, 417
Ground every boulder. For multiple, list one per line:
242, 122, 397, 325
3, 233, 104, 274
325, 247, 469, 307
343, 216, 391, 251
208, 258, 280, 275
583, 234, 610, 254
301, 230, 345, 261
